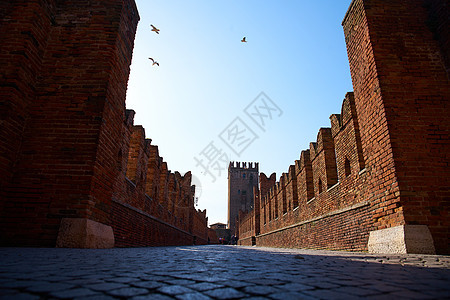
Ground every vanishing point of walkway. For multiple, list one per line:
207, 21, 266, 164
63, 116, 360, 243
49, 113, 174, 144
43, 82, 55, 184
0, 245, 449, 299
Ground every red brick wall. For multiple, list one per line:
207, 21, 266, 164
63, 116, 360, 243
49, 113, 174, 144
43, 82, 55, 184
0, 0, 210, 248
0, 1, 55, 197
208, 228, 219, 244
257, 203, 371, 251
112, 200, 194, 247
111, 111, 206, 247
355, 0, 450, 253
242, 0, 449, 254
192, 209, 208, 245
257, 91, 371, 247
0, 0, 139, 246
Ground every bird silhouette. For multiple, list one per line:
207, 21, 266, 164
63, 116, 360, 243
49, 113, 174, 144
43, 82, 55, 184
149, 58, 159, 66
151, 24, 160, 34
241, 37, 247, 42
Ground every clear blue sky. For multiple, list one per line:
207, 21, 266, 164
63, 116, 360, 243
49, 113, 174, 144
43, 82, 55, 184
126, 0, 354, 225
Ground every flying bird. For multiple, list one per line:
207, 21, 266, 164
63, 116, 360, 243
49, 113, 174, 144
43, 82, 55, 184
151, 24, 160, 34
148, 58, 159, 66
241, 37, 247, 42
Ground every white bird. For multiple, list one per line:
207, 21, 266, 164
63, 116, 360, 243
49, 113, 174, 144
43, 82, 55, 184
151, 24, 160, 34
149, 58, 159, 66
241, 37, 247, 42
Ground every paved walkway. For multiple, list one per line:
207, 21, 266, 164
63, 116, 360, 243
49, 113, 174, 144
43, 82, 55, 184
0, 245, 449, 299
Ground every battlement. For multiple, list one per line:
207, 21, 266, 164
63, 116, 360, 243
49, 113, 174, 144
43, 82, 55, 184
228, 161, 259, 171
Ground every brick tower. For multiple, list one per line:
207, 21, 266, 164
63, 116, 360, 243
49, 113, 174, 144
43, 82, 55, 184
228, 162, 259, 234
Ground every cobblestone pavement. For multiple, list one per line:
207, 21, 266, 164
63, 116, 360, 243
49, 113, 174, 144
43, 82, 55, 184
0, 245, 449, 299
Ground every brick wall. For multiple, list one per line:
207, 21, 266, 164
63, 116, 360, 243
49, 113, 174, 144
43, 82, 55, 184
0, 0, 210, 248
239, 0, 449, 254
111, 110, 207, 247
0, 0, 139, 246
243, 92, 372, 250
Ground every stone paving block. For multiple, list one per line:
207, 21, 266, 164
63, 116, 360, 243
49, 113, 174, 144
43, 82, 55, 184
164, 279, 197, 286
74, 294, 117, 300
203, 287, 248, 299
107, 287, 149, 297
175, 291, 213, 300
0, 280, 36, 289
422, 289, 450, 298
0, 288, 19, 296
278, 282, 315, 292
158, 285, 195, 295
107, 276, 137, 283
0, 293, 40, 300
366, 283, 405, 293
200, 275, 229, 283
132, 280, 165, 290
189, 282, 224, 291
65, 278, 105, 285
26, 282, 75, 293
268, 291, 317, 300
87, 282, 129, 291
389, 290, 437, 299
223, 280, 253, 288
141, 274, 172, 282
422, 278, 450, 290
50, 287, 99, 299
308, 280, 342, 289
131, 293, 174, 300
302, 289, 361, 300
243, 285, 282, 295
244, 278, 283, 286
332, 286, 380, 296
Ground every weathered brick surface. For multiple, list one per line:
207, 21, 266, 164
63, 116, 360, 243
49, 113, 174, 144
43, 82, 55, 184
239, 0, 449, 254
0, 0, 209, 247
111, 200, 194, 247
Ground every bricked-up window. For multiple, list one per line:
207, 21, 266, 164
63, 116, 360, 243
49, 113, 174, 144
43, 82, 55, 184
264, 204, 266, 224
117, 150, 123, 172
345, 158, 351, 177
318, 178, 323, 194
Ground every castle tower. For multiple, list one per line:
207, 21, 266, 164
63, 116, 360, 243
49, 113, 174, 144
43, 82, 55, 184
228, 162, 259, 234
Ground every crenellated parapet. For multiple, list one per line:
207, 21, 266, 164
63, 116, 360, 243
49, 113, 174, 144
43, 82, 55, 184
229, 161, 259, 171
250, 92, 370, 248
330, 92, 365, 181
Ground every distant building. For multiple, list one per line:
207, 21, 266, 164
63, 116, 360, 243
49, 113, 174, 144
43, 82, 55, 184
227, 162, 259, 234
210, 223, 230, 244
210, 223, 227, 230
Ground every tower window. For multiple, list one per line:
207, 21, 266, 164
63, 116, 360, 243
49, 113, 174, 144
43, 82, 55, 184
345, 158, 351, 177
318, 178, 323, 194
